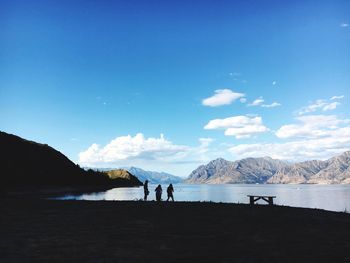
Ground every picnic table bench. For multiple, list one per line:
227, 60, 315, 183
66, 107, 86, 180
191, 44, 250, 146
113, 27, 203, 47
247, 195, 276, 206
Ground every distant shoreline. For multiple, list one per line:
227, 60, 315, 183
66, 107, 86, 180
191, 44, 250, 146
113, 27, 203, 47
1, 185, 142, 199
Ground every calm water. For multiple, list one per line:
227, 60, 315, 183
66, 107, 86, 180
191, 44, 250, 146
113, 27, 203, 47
59, 184, 350, 212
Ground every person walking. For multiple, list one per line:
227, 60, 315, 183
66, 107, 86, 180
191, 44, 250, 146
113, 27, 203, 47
143, 180, 149, 201
155, 184, 162, 202
166, 183, 174, 201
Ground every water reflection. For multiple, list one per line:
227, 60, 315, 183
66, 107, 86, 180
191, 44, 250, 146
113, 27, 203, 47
57, 184, 350, 212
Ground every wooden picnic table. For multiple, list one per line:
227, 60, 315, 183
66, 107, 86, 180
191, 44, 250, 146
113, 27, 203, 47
247, 195, 276, 206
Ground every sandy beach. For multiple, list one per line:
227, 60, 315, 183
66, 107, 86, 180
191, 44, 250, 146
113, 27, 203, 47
1, 198, 350, 263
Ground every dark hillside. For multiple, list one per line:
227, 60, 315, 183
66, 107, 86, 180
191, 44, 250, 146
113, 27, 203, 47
0, 131, 142, 189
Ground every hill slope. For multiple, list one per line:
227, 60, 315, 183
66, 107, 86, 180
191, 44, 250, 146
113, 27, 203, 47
187, 151, 350, 184
0, 131, 142, 189
105, 169, 143, 185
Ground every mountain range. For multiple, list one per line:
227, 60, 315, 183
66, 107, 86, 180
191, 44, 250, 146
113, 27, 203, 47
186, 151, 350, 184
92, 167, 183, 184
3, 130, 349, 187
124, 167, 183, 184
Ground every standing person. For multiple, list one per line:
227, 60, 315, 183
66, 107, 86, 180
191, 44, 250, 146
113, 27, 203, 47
143, 180, 149, 201
155, 184, 162, 202
167, 183, 174, 201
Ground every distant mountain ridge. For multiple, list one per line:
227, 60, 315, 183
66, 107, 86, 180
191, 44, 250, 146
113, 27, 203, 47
91, 167, 183, 184
186, 151, 350, 184
124, 167, 183, 184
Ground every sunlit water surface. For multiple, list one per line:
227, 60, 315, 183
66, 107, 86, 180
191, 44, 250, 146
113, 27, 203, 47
58, 184, 350, 212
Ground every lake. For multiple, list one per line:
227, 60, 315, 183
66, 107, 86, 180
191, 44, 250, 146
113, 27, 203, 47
58, 184, 350, 212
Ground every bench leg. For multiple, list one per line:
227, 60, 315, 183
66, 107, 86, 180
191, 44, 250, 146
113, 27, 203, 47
250, 196, 254, 205
268, 197, 274, 206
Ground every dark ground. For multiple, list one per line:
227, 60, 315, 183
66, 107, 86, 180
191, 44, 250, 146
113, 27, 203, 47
1, 198, 350, 263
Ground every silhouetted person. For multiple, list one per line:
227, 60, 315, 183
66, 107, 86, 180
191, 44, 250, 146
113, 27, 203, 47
143, 180, 149, 201
155, 184, 162, 202
167, 183, 174, 201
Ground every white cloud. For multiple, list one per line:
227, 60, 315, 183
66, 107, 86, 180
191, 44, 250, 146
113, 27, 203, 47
229, 114, 350, 161
79, 133, 189, 164
198, 137, 214, 147
78, 134, 216, 172
229, 72, 241, 77
330, 95, 344, 100
194, 138, 216, 158
202, 89, 245, 107
276, 115, 349, 139
204, 115, 269, 139
261, 102, 281, 108
298, 99, 327, 114
340, 23, 349, 27
248, 97, 264, 106
297, 96, 343, 115
240, 98, 247, 103
248, 97, 281, 108
230, 125, 350, 161
323, 102, 340, 111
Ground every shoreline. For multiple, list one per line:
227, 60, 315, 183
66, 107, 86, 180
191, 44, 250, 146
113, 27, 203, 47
0, 185, 142, 199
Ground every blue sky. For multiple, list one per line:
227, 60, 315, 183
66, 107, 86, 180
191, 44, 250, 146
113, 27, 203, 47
1, 0, 350, 176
